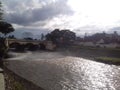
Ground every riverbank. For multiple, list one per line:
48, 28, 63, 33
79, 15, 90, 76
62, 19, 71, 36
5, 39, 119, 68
4, 53, 120, 90
0, 60, 5, 90
95, 57, 120, 65
57, 46, 120, 65
1, 46, 120, 90
7, 46, 120, 65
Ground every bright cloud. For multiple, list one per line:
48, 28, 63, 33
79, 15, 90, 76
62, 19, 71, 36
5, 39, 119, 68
68, 0, 120, 27
2, 0, 120, 37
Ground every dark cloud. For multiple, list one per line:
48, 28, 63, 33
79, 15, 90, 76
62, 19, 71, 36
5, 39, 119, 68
4, 0, 74, 26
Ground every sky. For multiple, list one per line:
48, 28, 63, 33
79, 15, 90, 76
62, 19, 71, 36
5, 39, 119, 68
1, 0, 120, 37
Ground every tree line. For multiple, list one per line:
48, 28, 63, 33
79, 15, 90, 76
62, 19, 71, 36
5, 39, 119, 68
0, 2, 14, 62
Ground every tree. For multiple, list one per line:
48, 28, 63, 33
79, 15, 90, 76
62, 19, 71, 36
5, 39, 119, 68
0, 2, 15, 61
0, 2, 14, 36
45, 29, 76, 45
46, 29, 61, 43
41, 33, 45, 40
0, 2, 15, 60
8, 35, 16, 39
46, 33, 51, 40
0, 1, 3, 20
0, 21, 14, 59
0, 21, 15, 36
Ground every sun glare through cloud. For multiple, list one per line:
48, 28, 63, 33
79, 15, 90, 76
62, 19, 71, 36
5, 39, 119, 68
2, 0, 120, 36
68, 0, 120, 28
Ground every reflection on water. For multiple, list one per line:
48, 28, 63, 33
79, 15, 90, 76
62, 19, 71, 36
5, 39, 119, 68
7, 51, 120, 90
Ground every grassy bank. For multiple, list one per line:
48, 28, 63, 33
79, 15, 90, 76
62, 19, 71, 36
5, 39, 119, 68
95, 57, 120, 65
71, 46, 120, 58
58, 45, 120, 65
0, 73, 5, 90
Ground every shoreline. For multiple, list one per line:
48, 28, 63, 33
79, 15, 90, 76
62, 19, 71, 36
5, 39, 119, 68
7, 46, 120, 65
57, 46, 120, 65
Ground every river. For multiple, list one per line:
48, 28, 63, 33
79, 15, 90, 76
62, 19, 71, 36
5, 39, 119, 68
6, 51, 120, 90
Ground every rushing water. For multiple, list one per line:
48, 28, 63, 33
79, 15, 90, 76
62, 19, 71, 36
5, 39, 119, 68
7, 51, 120, 90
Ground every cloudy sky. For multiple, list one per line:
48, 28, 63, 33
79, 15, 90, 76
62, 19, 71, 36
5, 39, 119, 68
1, 0, 120, 37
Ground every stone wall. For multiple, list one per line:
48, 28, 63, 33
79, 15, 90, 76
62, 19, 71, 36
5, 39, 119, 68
4, 66, 45, 90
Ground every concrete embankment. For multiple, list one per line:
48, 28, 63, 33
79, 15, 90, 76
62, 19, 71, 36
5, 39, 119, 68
4, 51, 120, 90
4, 61, 45, 90
3, 51, 67, 90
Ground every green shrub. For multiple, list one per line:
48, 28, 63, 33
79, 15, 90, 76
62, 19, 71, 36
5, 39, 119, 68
95, 57, 120, 64
0, 38, 8, 59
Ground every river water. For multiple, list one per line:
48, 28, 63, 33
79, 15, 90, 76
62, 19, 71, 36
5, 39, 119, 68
7, 51, 120, 90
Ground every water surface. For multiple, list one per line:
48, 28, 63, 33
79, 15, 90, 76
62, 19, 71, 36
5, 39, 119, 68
7, 51, 120, 90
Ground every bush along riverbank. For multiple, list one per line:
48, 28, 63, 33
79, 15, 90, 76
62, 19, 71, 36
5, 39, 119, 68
95, 57, 120, 65
0, 38, 7, 68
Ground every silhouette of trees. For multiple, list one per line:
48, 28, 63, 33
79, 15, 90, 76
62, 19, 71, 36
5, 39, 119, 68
0, 21, 15, 60
46, 33, 52, 40
0, 21, 15, 36
41, 33, 45, 40
24, 37, 33, 40
0, 2, 15, 61
0, 2, 14, 36
8, 35, 16, 39
0, 2, 3, 20
46, 29, 76, 46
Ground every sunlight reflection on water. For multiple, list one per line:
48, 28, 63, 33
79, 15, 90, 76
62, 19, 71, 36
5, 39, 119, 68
7, 51, 120, 90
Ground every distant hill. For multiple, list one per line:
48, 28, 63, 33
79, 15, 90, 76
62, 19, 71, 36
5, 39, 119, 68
8, 29, 50, 39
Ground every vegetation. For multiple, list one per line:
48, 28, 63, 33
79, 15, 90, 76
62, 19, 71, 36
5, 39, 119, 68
41, 33, 45, 40
46, 29, 76, 46
0, 1, 14, 61
95, 57, 120, 65
0, 38, 7, 57
0, 21, 14, 60
61, 45, 120, 65
8, 35, 16, 39
0, 2, 14, 37
24, 37, 33, 40
0, 2, 3, 20
13, 81, 26, 90
0, 21, 14, 36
